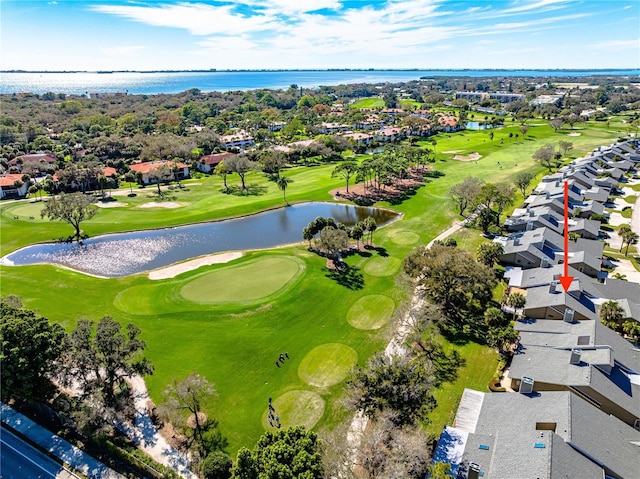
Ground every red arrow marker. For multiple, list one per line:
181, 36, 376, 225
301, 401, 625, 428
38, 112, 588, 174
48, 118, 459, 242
559, 180, 574, 292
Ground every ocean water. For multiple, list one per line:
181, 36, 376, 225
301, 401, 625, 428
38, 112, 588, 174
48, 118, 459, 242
1, 69, 639, 95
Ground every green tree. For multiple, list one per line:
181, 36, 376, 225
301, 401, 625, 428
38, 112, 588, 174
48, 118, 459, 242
514, 171, 535, 197
504, 292, 526, 321
0, 302, 67, 402
40, 192, 97, 241
230, 427, 323, 479
364, 216, 377, 246
318, 227, 349, 263
350, 222, 365, 249
621, 229, 639, 256
225, 155, 257, 190
622, 320, 640, 343
202, 451, 233, 479
427, 462, 452, 479
448, 177, 483, 217
276, 175, 292, 205
331, 161, 358, 194
159, 372, 222, 454
347, 352, 436, 427
404, 244, 497, 333
66, 317, 154, 407
148, 163, 172, 196
532, 144, 556, 171
124, 171, 137, 195
214, 160, 231, 192
476, 242, 504, 268
599, 300, 625, 330
558, 140, 573, 156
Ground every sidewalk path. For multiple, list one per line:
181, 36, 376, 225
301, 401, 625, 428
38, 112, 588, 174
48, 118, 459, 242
116, 376, 198, 479
346, 218, 463, 468
1, 403, 124, 479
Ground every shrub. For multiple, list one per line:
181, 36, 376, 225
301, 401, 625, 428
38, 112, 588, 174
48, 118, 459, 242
202, 451, 232, 479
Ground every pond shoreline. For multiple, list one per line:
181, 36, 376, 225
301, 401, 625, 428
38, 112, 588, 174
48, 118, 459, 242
2, 201, 402, 278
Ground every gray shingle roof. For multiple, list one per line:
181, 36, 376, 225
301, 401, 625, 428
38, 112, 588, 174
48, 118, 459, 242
447, 390, 640, 479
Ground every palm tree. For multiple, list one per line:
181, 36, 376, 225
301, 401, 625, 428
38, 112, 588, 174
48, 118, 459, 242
599, 300, 625, 330
364, 216, 377, 246
621, 230, 639, 256
276, 175, 292, 205
505, 292, 526, 321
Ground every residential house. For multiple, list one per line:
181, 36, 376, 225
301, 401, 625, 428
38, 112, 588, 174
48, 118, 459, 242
129, 160, 189, 185
510, 318, 640, 430
0, 174, 29, 199
504, 206, 601, 239
496, 227, 604, 277
504, 263, 640, 322
196, 152, 236, 174
342, 132, 372, 146
317, 122, 350, 134
8, 153, 57, 176
220, 130, 255, 149
432, 388, 640, 479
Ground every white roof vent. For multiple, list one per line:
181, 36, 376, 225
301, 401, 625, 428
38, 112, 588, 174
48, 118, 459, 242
564, 308, 575, 323
519, 376, 535, 394
570, 348, 582, 365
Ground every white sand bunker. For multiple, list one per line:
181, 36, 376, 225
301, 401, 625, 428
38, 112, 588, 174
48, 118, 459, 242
148, 252, 243, 280
453, 152, 482, 162
96, 201, 127, 208
139, 202, 181, 209
568, 132, 581, 136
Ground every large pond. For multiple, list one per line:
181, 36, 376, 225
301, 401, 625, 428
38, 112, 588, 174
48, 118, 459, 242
465, 121, 496, 131
1, 202, 399, 277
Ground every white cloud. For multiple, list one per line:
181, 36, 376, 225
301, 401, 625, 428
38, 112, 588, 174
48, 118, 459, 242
590, 39, 640, 50
90, 2, 278, 36
501, 0, 570, 14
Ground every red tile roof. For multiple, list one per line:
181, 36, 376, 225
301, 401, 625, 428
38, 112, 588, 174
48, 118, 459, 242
8, 153, 57, 166
103, 167, 117, 177
0, 174, 26, 187
199, 152, 235, 165
129, 160, 189, 174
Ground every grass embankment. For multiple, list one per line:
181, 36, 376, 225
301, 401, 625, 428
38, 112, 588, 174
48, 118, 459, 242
0, 119, 621, 452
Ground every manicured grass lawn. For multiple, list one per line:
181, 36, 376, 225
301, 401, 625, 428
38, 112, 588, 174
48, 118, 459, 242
0, 117, 622, 452
426, 341, 500, 438
349, 98, 384, 109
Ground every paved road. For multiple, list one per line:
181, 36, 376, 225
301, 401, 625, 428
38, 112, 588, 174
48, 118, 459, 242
0, 427, 78, 479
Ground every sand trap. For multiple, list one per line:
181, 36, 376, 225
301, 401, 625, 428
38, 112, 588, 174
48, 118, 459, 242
96, 201, 127, 208
139, 202, 181, 209
453, 152, 482, 162
148, 252, 243, 280
567, 132, 581, 136
442, 150, 462, 154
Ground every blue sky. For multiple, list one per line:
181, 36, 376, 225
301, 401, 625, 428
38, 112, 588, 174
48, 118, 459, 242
1, 0, 638, 70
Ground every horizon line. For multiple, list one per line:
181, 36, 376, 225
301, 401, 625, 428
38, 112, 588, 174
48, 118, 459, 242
2, 67, 640, 74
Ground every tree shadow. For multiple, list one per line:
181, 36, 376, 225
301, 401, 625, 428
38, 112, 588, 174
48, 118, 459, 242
323, 264, 364, 290
366, 246, 388, 257
224, 185, 268, 196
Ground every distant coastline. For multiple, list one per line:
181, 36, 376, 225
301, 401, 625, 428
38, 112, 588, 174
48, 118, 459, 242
2, 68, 638, 74
2, 69, 639, 96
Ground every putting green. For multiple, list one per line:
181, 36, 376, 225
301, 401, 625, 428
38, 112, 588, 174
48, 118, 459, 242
363, 256, 401, 276
388, 230, 420, 245
180, 256, 304, 304
262, 390, 325, 431
347, 295, 394, 330
8, 202, 46, 220
298, 343, 357, 388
